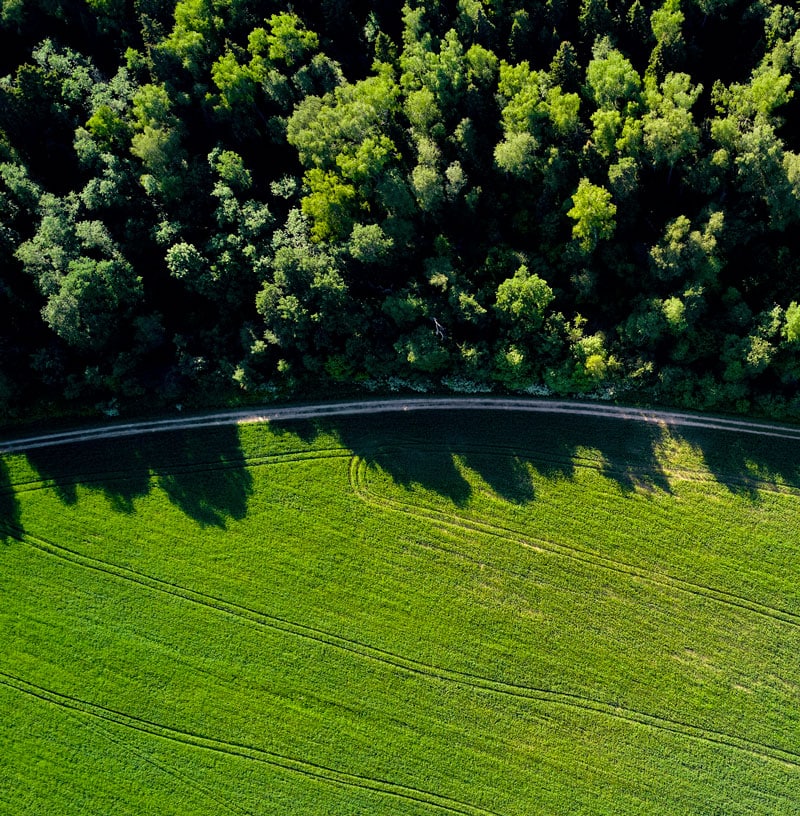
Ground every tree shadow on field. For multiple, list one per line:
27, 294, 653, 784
272, 407, 677, 509
272, 414, 473, 506
673, 422, 800, 501
153, 429, 252, 526
0, 458, 22, 542
20, 423, 252, 527
463, 411, 674, 498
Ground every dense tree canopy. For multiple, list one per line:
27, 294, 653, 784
2, 0, 800, 420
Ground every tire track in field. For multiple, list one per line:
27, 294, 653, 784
65, 708, 252, 816
350, 456, 800, 631
3, 523, 799, 769
0, 671, 502, 816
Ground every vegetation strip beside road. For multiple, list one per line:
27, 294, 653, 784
4, 397, 800, 454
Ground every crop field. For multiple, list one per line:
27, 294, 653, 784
2, 407, 800, 815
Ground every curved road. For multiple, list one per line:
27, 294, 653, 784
3, 397, 800, 455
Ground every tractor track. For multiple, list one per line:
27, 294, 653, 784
3, 522, 799, 768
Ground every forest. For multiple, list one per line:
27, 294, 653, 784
2, 0, 800, 421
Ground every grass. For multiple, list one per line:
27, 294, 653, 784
2, 409, 800, 815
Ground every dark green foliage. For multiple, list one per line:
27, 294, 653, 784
2, 0, 800, 420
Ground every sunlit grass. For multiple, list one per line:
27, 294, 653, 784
2, 411, 800, 815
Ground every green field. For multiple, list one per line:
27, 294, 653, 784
2, 408, 800, 815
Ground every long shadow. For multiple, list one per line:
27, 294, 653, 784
272, 408, 676, 509
274, 414, 473, 507
461, 449, 536, 504
153, 428, 252, 527
559, 413, 674, 496
0, 457, 21, 542
674, 422, 800, 501
11, 405, 800, 539
23, 434, 150, 509
19, 424, 252, 528
305, 405, 800, 510
455, 411, 674, 500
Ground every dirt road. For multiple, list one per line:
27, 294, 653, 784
3, 396, 800, 454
